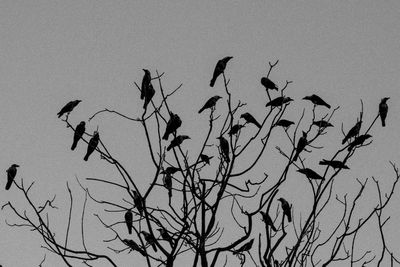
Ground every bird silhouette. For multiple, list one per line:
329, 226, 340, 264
261, 77, 278, 91
167, 135, 190, 151
240, 112, 261, 128
6, 164, 19, 190
163, 173, 172, 198
162, 112, 182, 140
260, 211, 277, 231
71, 121, 86, 150
265, 96, 293, 108
200, 154, 213, 165
210, 56, 233, 87
132, 190, 144, 216
161, 167, 180, 175
319, 159, 349, 170
57, 100, 81, 118
278, 198, 292, 223
293, 131, 307, 161
303, 94, 330, 108
342, 121, 362, 144
141, 69, 151, 100
198, 96, 222, 113
141, 231, 157, 252
347, 134, 372, 151
275, 119, 294, 128
228, 124, 244, 136
233, 239, 254, 255
379, 97, 389, 127
123, 239, 146, 256
217, 136, 230, 163
158, 228, 174, 246
312, 120, 333, 128
83, 131, 99, 161
297, 168, 324, 181
143, 81, 155, 109
124, 210, 133, 235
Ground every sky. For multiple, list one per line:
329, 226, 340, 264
0, 1, 399, 266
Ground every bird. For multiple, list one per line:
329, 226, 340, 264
297, 168, 325, 181
158, 228, 174, 246
161, 167, 180, 175
313, 120, 333, 128
233, 239, 254, 255
210, 56, 233, 87
347, 134, 372, 151
261, 77, 278, 91
198, 96, 222, 114
57, 100, 82, 118
228, 124, 244, 136
342, 121, 362, 144
162, 112, 182, 140
167, 135, 190, 151
319, 159, 349, 170
141, 231, 158, 252
123, 239, 146, 256
278, 198, 292, 223
275, 119, 294, 128
124, 210, 133, 235
260, 211, 277, 231
240, 112, 261, 128
217, 136, 230, 163
132, 191, 144, 216
6, 164, 19, 190
141, 69, 151, 100
143, 81, 155, 109
303, 94, 331, 109
163, 173, 172, 198
265, 96, 293, 108
379, 97, 389, 127
71, 121, 86, 150
83, 131, 99, 161
200, 154, 213, 165
293, 131, 307, 161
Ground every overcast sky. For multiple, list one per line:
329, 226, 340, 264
1, 1, 399, 266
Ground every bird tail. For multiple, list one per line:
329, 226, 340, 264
293, 153, 298, 162
5, 180, 12, 190
326, 104, 331, 109
381, 118, 386, 127
57, 112, 62, 118
287, 213, 292, 223
341, 138, 347, 145
210, 78, 216, 87
255, 121, 262, 128
83, 154, 89, 161
167, 145, 172, 151
128, 227, 132, 235
152, 244, 158, 252
162, 132, 169, 140
319, 160, 327, 165
71, 141, 78, 150
198, 107, 205, 114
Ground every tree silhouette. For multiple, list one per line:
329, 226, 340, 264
2, 59, 399, 267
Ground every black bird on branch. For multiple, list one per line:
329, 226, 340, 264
6, 164, 19, 190
132, 190, 144, 216
123, 239, 146, 256
265, 96, 293, 108
217, 136, 230, 163
141, 69, 151, 100
83, 131, 99, 161
261, 77, 278, 91
379, 97, 389, 127
278, 198, 292, 223
210, 56, 233, 87
313, 120, 333, 128
71, 121, 86, 150
57, 100, 81, 118
303, 94, 331, 109
347, 134, 372, 151
233, 239, 254, 255
228, 124, 244, 136
342, 121, 362, 144
158, 228, 174, 246
260, 211, 277, 231
124, 210, 133, 235
240, 112, 262, 128
293, 131, 307, 161
200, 154, 213, 165
275, 119, 294, 128
319, 159, 349, 170
163, 173, 172, 198
167, 135, 190, 151
161, 167, 180, 175
141, 231, 158, 252
162, 112, 182, 140
297, 168, 325, 181
143, 81, 155, 109
198, 95, 222, 114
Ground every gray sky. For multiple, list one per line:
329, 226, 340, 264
1, 1, 399, 266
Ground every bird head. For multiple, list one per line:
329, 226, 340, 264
11, 164, 20, 168
302, 131, 307, 137
214, 95, 222, 100
142, 69, 150, 74
223, 56, 233, 62
240, 113, 249, 119
277, 197, 284, 203
302, 96, 311, 101
181, 135, 191, 140
382, 97, 390, 103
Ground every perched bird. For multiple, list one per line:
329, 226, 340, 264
342, 121, 362, 144
6, 164, 19, 190
161, 167, 180, 175
57, 100, 82, 118
379, 97, 389, 127
200, 154, 213, 165
163, 173, 172, 198
141, 69, 151, 100
297, 168, 324, 181
123, 239, 146, 256
260, 211, 277, 232
319, 159, 349, 170
261, 77, 278, 91
233, 239, 254, 255
293, 131, 307, 161
141, 231, 157, 252
228, 124, 244, 136
167, 135, 190, 151
83, 131, 99, 161
162, 112, 182, 140
303, 94, 331, 109
240, 112, 261, 128
347, 134, 372, 151
158, 228, 174, 246
278, 198, 292, 223
265, 96, 293, 108
198, 95, 222, 114
275, 119, 294, 128
71, 121, 86, 150
210, 56, 233, 87
132, 190, 144, 216
124, 210, 133, 235
143, 82, 155, 109
313, 120, 333, 128
217, 136, 230, 163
